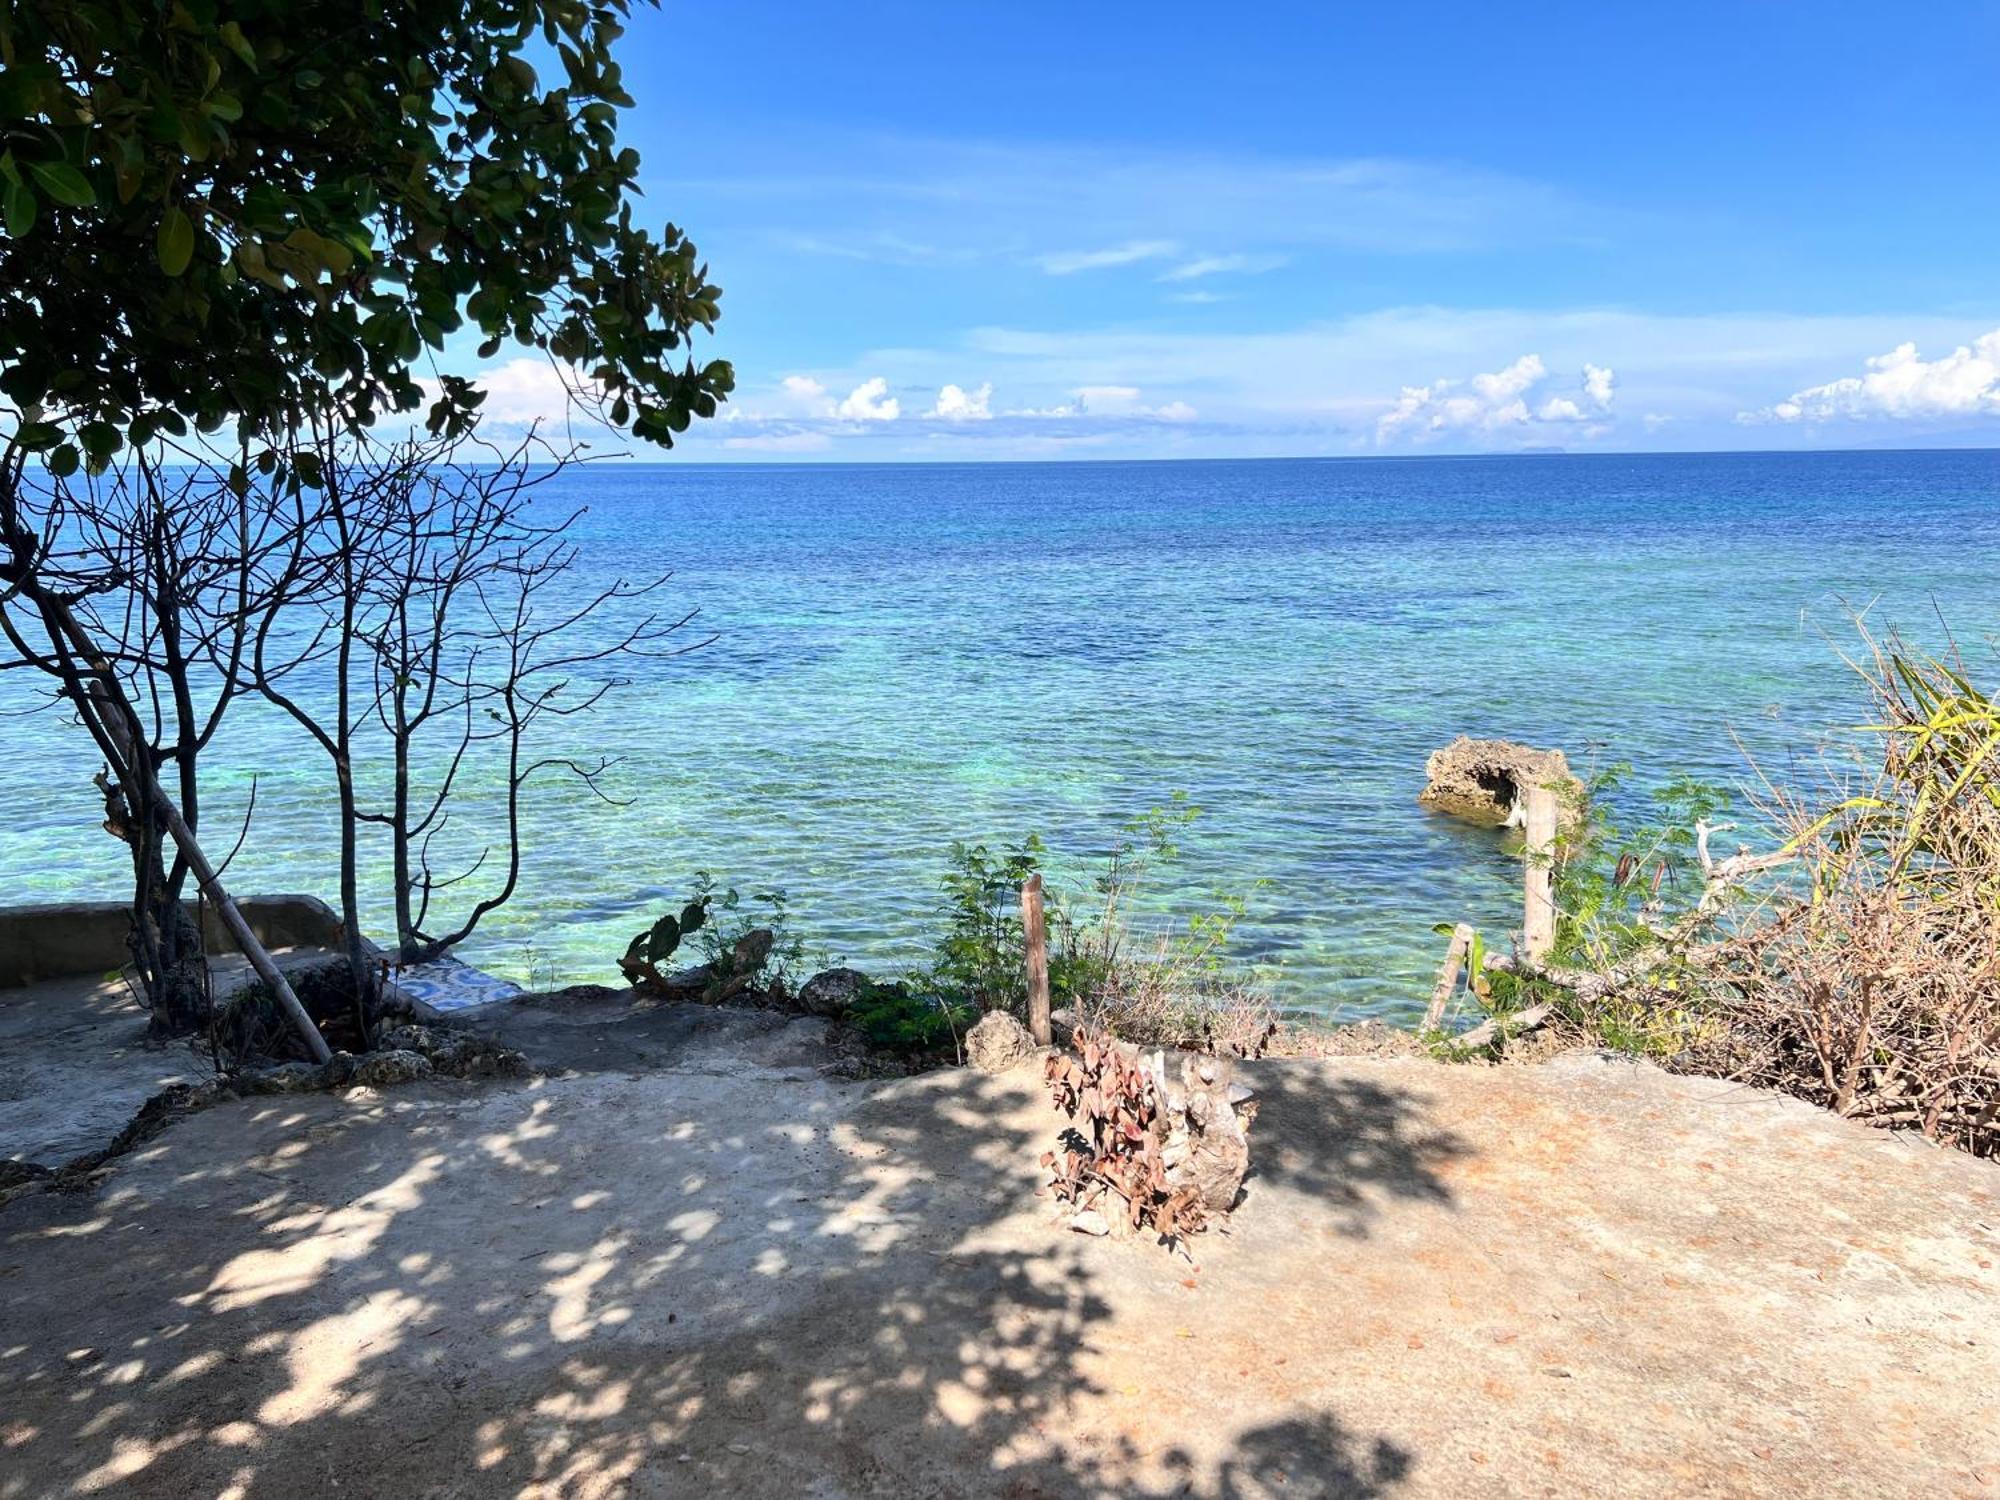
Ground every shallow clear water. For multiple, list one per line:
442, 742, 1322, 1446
4, 450, 1996, 1021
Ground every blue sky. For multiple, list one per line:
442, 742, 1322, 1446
469, 2, 2000, 459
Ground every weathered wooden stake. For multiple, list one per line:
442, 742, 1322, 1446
1424, 922, 1474, 1032
1021, 873, 1051, 1047
1522, 783, 1559, 964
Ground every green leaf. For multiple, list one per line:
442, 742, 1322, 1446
27, 161, 95, 208
220, 21, 258, 69
46, 444, 80, 477
2, 180, 35, 237
157, 207, 195, 276
644, 914, 681, 965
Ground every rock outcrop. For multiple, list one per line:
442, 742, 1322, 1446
1419, 736, 1582, 828
966, 1010, 1037, 1073
797, 967, 870, 1018
1145, 1048, 1256, 1215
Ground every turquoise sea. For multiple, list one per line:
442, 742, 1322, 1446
4, 450, 1996, 1021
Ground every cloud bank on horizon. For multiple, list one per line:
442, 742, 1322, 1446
429, 5, 2000, 460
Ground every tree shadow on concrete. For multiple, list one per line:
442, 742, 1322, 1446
0, 1016, 1465, 1497
1160, 1412, 1415, 1499
1242, 1064, 1471, 1237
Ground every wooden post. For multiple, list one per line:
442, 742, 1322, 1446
1021, 873, 1051, 1047
1424, 922, 1474, 1032
1522, 783, 1559, 964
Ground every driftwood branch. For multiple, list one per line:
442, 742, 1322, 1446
1451, 1003, 1553, 1051
1424, 923, 1473, 1032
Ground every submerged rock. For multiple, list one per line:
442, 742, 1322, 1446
1419, 736, 1582, 828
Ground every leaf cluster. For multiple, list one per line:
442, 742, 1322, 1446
1, 0, 731, 475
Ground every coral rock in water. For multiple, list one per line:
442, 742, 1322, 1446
1420, 736, 1582, 828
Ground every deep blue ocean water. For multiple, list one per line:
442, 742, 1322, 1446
4, 450, 1996, 1021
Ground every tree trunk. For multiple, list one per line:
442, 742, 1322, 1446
133, 868, 209, 1034
333, 752, 379, 1042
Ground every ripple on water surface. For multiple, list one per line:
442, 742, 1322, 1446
2, 450, 1995, 1021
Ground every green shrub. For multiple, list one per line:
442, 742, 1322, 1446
1447, 767, 1734, 1057
845, 979, 976, 1056
687, 871, 810, 990
914, 795, 1276, 1053
926, 836, 1047, 1013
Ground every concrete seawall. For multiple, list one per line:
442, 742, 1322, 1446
0, 894, 347, 989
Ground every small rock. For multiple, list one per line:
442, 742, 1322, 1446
653, 964, 714, 999
731, 928, 774, 974
0, 1160, 53, 1191
1070, 1209, 1111, 1236
350, 1049, 434, 1088
797, 967, 870, 1018
238, 1061, 323, 1095
965, 1010, 1036, 1073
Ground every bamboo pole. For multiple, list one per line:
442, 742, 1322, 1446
1021, 873, 1051, 1047
1522, 783, 1559, 964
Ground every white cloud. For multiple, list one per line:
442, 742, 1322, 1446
1377, 355, 1616, 445
1076, 385, 1143, 410
835, 377, 900, 421
1035, 239, 1179, 275
1158, 253, 1286, 283
1005, 386, 1196, 424
1377, 354, 1544, 441
753, 372, 901, 421
695, 140, 1590, 261
419, 357, 609, 431
1747, 329, 2000, 424
928, 382, 993, 421
1583, 363, 1616, 409
672, 307, 2000, 460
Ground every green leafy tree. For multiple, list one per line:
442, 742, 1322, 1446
0, 0, 731, 476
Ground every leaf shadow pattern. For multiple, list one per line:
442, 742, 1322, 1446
1161, 1412, 1416, 1499
0, 1021, 1457, 1497
1241, 1064, 1471, 1238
